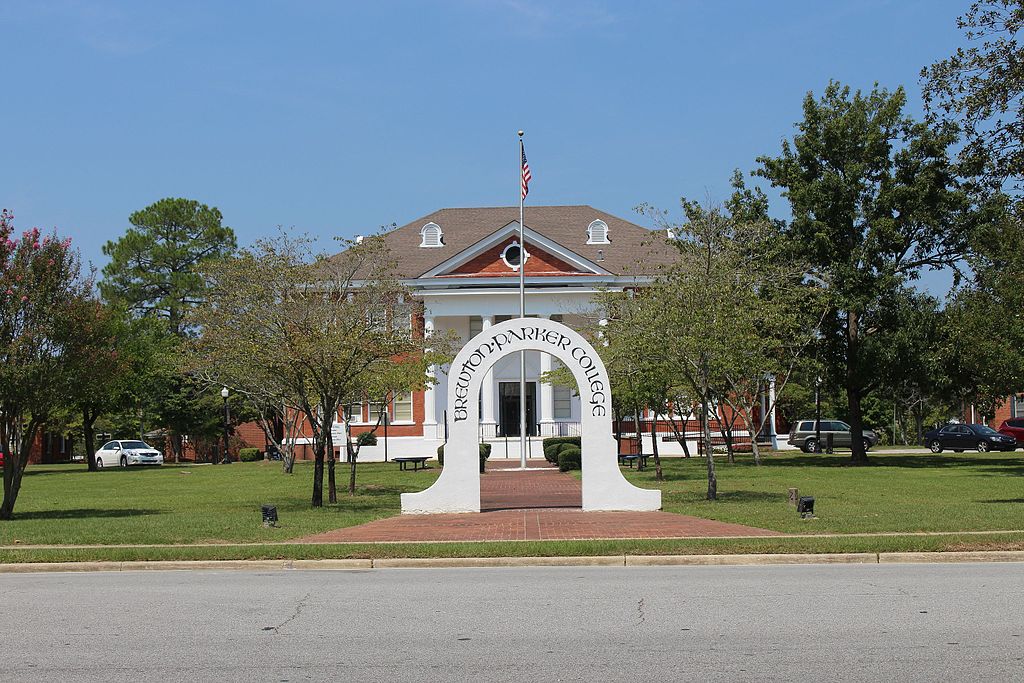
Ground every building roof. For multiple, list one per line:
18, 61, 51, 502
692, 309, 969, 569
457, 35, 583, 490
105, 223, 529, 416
334, 205, 676, 279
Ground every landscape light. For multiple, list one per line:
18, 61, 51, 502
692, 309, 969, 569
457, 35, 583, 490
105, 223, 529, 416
261, 504, 278, 527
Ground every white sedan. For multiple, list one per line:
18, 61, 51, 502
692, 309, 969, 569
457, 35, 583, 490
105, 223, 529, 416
95, 440, 164, 468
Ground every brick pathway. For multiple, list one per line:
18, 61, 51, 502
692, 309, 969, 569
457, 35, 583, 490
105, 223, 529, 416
298, 459, 779, 543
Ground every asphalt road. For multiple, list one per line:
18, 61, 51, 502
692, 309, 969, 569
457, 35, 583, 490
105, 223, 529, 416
2, 562, 1023, 681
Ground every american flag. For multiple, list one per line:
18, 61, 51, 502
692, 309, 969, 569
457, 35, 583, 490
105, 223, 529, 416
521, 145, 532, 200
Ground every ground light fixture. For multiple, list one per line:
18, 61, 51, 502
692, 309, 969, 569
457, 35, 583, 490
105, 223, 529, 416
261, 505, 278, 527
797, 496, 815, 519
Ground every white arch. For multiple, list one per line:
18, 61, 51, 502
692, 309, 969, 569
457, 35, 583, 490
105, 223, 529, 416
401, 317, 661, 513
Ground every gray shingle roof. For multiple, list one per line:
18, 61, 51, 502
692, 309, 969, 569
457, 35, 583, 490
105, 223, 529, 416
334, 205, 675, 278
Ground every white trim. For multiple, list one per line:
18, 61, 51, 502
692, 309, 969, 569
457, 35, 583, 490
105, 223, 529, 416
420, 221, 611, 277
500, 240, 529, 271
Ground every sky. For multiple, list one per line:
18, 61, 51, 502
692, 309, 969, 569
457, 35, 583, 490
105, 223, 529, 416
1, 0, 971, 293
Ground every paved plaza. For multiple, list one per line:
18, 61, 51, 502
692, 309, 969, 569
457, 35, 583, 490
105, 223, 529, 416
300, 459, 778, 543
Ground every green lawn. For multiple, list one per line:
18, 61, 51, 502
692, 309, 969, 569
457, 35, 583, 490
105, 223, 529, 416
621, 451, 1024, 534
0, 451, 1022, 562
0, 460, 441, 546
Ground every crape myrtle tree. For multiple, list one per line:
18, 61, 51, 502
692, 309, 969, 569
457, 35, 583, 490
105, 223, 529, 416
100, 197, 237, 462
194, 233, 439, 507
0, 211, 90, 519
641, 176, 826, 466
757, 82, 982, 465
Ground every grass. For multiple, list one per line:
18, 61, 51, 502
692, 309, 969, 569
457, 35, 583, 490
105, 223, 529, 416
620, 451, 1024, 535
1, 451, 1023, 562
0, 460, 440, 546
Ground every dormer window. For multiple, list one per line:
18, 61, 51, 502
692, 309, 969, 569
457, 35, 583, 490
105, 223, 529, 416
419, 222, 444, 248
586, 219, 610, 245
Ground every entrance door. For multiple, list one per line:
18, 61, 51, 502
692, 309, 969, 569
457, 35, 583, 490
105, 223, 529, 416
499, 382, 536, 436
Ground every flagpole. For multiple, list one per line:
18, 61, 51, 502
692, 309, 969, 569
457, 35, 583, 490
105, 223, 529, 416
518, 130, 527, 468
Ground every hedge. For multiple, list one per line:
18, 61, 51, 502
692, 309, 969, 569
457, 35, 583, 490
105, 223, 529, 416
557, 446, 582, 472
238, 448, 262, 462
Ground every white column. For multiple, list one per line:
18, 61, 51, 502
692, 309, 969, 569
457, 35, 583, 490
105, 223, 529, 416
768, 376, 779, 449
539, 316, 554, 434
480, 316, 496, 434
422, 314, 437, 430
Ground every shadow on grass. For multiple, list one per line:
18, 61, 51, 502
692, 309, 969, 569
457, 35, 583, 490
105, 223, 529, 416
979, 498, 1024, 504
766, 453, 1024, 472
13, 508, 162, 520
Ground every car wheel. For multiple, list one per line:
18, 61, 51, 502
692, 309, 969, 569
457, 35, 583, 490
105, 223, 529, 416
978, 441, 990, 453
120, 455, 128, 468
96, 457, 103, 469
804, 438, 818, 453
929, 440, 943, 453
862, 439, 871, 452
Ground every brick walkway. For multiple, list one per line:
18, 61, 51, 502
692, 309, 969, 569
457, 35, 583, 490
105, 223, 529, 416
298, 459, 779, 543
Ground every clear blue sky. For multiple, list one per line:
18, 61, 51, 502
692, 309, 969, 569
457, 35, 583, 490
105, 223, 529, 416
2, 0, 969, 292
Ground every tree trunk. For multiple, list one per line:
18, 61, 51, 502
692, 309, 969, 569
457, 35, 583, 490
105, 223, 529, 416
846, 309, 869, 465
310, 417, 325, 507
701, 393, 717, 500
745, 407, 762, 466
650, 411, 664, 481
171, 432, 182, 464
717, 404, 735, 464
633, 406, 645, 471
83, 407, 98, 472
327, 427, 337, 504
1, 419, 40, 520
348, 437, 358, 496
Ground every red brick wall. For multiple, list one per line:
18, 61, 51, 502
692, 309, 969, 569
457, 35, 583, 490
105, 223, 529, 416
443, 242, 587, 278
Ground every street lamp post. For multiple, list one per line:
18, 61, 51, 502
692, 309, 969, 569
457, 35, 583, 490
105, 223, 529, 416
814, 376, 822, 453
220, 387, 231, 464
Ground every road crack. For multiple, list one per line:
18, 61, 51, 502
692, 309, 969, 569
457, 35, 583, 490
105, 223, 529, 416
636, 598, 646, 626
264, 592, 312, 635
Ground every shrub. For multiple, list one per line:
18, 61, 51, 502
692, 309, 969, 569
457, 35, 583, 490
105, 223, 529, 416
543, 444, 561, 464
357, 431, 378, 447
238, 447, 262, 462
437, 442, 491, 469
542, 436, 581, 451
557, 446, 581, 472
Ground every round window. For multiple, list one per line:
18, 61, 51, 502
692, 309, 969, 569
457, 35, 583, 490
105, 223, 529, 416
501, 241, 529, 270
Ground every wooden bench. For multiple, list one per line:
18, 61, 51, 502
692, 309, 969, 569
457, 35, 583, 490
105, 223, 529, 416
394, 456, 431, 471
618, 454, 648, 469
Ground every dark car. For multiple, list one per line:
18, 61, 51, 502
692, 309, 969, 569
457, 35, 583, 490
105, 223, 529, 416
923, 423, 1018, 453
997, 418, 1024, 445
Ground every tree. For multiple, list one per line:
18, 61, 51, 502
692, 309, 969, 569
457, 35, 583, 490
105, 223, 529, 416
0, 211, 89, 518
100, 198, 236, 337
64, 302, 165, 471
923, 0, 1024, 188
756, 82, 979, 464
193, 233, 439, 507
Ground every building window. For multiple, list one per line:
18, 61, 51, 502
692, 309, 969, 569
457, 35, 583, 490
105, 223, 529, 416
586, 219, 610, 244
1014, 395, 1024, 418
500, 240, 530, 270
343, 400, 363, 424
554, 385, 572, 419
419, 222, 444, 248
393, 393, 413, 422
368, 401, 385, 426
469, 316, 483, 340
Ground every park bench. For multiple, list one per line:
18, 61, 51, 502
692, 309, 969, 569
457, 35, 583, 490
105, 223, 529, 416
393, 456, 431, 471
618, 454, 648, 469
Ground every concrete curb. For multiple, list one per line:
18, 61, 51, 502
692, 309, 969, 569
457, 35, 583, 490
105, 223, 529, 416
3, 551, 1024, 573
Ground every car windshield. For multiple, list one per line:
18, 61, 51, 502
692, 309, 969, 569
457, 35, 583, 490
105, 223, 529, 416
120, 441, 150, 449
972, 425, 998, 435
